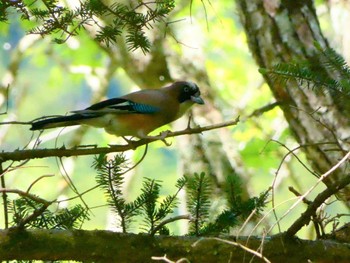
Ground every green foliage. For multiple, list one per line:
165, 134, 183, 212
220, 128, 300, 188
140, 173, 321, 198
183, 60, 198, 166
186, 172, 268, 236
225, 174, 267, 217
259, 43, 350, 113
138, 176, 186, 234
93, 153, 186, 235
93, 153, 141, 233
94, 156, 268, 236
10, 198, 89, 229
6, 158, 268, 236
1, 0, 175, 53
186, 172, 212, 235
199, 209, 238, 235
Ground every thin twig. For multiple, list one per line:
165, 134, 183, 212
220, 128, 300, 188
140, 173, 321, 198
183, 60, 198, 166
282, 150, 350, 237
58, 157, 90, 212
0, 188, 53, 205
56, 144, 149, 205
193, 237, 271, 263
151, 254, 190, 263
150, 215, 191, 236
26, 174, 55, 193
246, 101, 280, 118
247, 196, 298, 236
0, 188, 54, 228
285, 173, 350, 236
236, 208, 257, 240
0, 163, 8, 229
265, 139, 320, 234
288, 186, 322, 238
288, 186, 312, 205
17, 202, 51, 229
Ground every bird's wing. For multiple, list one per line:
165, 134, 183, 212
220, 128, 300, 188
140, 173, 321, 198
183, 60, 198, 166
71, 97, 160, 115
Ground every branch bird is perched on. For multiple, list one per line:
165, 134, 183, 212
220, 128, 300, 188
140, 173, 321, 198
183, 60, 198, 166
30, 81, 204, 140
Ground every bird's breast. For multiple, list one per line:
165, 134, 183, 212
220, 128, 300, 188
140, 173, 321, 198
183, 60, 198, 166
102, 113, 173, 137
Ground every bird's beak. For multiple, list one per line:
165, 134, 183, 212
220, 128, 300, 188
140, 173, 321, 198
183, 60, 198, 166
191, 92, 204, 104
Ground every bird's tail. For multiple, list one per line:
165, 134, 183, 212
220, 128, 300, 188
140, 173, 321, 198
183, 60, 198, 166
30, 114, 95, 130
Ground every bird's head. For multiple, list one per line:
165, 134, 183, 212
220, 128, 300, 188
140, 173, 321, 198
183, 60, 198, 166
176, 81, 204, 105
167, 81, 204, 120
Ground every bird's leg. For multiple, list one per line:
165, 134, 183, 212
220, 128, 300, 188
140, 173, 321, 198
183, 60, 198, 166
107, 136, 137, 149
121, 136, 139, 148
186, 113, 193, 130
122, 136, 133, 144
137, 130, 172, 146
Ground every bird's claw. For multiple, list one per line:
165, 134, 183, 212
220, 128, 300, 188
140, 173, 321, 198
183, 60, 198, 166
162, 139, 172, 146
158, 130, 172, 146
136, 131, 172, 146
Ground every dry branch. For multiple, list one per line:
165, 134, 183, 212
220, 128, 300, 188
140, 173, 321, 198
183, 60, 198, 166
0, 118, 239, 162
285, 174, 350, 237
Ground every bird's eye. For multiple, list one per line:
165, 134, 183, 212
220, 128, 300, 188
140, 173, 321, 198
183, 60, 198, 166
184, 86, 189, 92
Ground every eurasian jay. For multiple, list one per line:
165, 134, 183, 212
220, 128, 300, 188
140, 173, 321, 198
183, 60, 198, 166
30, 81, 204, 140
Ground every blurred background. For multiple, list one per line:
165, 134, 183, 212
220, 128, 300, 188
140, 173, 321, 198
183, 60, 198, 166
0, 0, 348, 238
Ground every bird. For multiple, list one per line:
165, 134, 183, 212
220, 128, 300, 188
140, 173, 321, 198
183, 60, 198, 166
30, 81, 204, 140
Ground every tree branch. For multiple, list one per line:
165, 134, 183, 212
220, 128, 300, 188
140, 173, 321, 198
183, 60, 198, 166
0, 118, 239, 162
285, 174, 350, 238
0, 229, 349, 262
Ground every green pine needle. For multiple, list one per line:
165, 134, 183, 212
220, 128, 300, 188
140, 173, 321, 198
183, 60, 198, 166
260, 43, 350, 113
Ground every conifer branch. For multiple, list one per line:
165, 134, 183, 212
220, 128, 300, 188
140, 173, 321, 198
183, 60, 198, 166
1, 0, 176, 52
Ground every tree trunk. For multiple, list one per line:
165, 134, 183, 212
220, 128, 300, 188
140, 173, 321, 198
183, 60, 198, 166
236, 0, 350, 203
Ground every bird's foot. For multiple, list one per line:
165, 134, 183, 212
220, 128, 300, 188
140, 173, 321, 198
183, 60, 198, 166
138, 130, 172, 146
158, 130, 172, 146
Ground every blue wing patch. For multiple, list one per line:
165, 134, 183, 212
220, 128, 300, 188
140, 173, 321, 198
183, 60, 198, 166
130, 102, 160, 114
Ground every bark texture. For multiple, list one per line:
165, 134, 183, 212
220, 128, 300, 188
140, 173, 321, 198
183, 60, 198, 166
236, 0, 350, 202
1, 229, 349, 262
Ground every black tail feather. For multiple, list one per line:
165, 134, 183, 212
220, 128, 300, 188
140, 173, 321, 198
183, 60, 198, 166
30, 114, 95, 130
